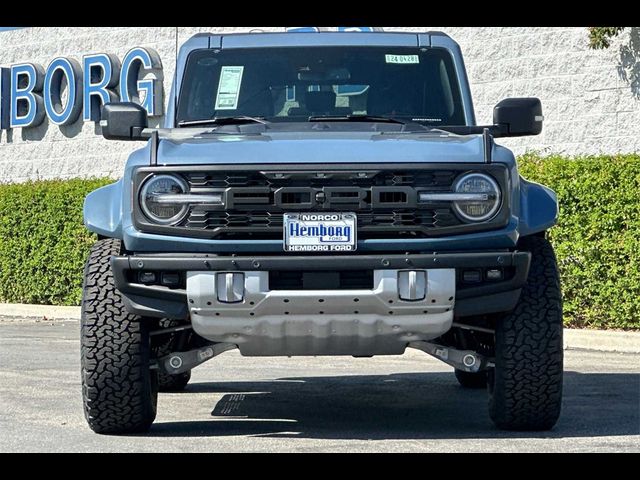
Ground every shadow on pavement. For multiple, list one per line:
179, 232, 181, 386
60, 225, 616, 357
149, 371, 640, 440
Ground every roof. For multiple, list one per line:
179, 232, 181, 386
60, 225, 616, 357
180, 31, 454, 51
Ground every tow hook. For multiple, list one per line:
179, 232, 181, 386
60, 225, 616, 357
409, 341, 493, 373
153, 343, 237, 375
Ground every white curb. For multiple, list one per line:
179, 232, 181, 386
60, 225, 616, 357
0, 303, 80, 321
563, 328, 640, 354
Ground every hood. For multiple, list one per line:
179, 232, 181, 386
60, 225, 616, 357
155, 129, 487, 165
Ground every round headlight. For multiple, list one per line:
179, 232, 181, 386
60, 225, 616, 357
140, 174, 189, 225
453, 173, 501, 222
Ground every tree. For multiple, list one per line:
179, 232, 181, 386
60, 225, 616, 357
588, 27, 625, 49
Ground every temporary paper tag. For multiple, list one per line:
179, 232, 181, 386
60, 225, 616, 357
385, 54, 419, 64
215, 66, 244, 110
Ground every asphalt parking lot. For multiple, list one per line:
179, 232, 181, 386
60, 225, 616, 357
0, 320, 638, 452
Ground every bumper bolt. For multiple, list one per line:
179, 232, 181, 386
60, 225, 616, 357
169, 356, 183, 370
463, 354, 477, 368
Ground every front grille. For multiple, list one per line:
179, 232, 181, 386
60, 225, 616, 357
133, 164, 510, 241
184, 170, 461, 239
183, 169, 462, 239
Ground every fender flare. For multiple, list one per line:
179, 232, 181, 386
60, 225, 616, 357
518, 177, 558, 237
83, 179, 123, 238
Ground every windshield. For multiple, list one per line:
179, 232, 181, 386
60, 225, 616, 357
176, 46, 466, 126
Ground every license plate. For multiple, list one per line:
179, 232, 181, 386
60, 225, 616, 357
284, 213, 357, 252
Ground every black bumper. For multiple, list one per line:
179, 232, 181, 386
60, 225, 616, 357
111, 251, 531, 320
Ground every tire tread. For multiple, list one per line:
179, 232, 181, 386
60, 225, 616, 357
489, 235, 563, 431
81, 238, 157, 434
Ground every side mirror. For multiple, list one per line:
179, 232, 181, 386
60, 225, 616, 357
100, 102, 148, 141
493, 97, 543, 137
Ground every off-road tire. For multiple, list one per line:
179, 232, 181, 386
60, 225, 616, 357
488, 235, 563, 431
81, 238, 158, 434
156, 319, 191, 392
455, 369, 488, 389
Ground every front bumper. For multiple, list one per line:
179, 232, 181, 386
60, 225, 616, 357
112, 251, 530, 355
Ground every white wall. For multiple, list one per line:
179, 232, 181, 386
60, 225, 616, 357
0, 26, 638, 183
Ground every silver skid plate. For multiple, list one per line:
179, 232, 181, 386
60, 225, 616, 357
187, 269, 456, 356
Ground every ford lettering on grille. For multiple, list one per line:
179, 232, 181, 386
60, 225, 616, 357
284, 213, 357, 252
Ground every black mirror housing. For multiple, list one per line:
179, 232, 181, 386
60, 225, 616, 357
100, 102, 148, 141
493, 97, 543, 137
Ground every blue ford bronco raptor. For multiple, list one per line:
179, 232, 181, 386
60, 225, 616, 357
81, 31, 563, 434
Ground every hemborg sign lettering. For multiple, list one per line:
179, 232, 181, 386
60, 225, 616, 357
0, 47, 162, 130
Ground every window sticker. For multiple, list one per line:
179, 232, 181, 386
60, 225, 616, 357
385, 54, 419, 64
215, 66, 244, 110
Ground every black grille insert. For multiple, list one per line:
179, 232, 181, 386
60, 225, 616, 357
183, 169, 462, 238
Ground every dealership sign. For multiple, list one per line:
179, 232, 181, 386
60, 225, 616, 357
0, 47, 162, 130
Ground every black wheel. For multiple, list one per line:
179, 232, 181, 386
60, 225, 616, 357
488, 235, 563, 431
81, 238, 158, 434
155, 319, 192, 392
455, 369, 488, 389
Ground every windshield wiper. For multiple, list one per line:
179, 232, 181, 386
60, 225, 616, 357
308, 114, 405, 125
177, 116, 269, 127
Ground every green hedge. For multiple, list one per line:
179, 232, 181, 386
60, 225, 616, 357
518, 153, 640, 329
0, 155, 639, 329
0, 178, 112, 305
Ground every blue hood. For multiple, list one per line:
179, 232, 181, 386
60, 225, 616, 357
155, 130, 487, 165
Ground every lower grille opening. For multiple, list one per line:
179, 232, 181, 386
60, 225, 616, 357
269, 270, 374, 290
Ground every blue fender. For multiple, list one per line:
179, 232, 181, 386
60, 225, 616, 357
518, 177, 558, 237
83, 179, 124, 238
